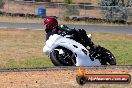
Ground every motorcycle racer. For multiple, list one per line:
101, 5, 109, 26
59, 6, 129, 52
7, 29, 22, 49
44, 17, 97, 50
43, 17, 116, 66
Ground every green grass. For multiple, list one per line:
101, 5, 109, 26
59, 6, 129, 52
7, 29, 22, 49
91, 32, 132, 65
96, 41, 132, 65
0, 29, 132, 68
0, 57, 54, 68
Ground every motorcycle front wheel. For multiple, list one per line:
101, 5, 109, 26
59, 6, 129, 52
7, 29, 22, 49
89, 46, 116, 65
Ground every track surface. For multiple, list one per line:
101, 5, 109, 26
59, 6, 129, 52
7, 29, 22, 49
0, 66, 132, 72
0, 22, 132, 34
0, 66, 132, 88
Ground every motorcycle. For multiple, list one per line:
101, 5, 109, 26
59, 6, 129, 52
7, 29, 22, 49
43, 33, 116, 66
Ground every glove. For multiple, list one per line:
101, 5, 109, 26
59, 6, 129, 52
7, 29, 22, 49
60, 31, 67, 36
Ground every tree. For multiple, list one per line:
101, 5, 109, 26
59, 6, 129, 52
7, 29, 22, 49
127, 0, 132, 7
0, 0, 4, 9
100, 0, 129, 22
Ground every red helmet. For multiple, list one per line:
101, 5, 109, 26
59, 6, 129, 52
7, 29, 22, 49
44, 17, 58, 32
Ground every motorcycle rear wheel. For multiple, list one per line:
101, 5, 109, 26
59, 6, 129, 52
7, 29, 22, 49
50, 46, 76, 66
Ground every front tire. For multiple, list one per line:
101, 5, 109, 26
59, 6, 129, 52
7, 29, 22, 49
100, 48, 116, 65
89, 46, 116, 65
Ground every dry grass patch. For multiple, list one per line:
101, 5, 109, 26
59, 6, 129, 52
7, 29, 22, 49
0, 28, 54, 67
0, 28, 132, 68
92, 32, 132, 42
0, 16, 42, 23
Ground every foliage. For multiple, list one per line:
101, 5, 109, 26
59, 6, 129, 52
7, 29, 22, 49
0, 0, 4, 8
100, 0, 129, 22
65, 5, 79, 16
35, 0, 51, 2
64, 0, 72, 4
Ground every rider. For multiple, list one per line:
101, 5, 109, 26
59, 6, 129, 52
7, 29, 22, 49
44, 17, 97, 50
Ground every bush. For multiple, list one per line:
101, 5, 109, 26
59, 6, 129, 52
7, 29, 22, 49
64, 0, 72, 4
65, 5, 79, 16
62, 5, 79, 21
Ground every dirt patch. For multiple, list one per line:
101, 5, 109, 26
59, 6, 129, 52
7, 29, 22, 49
0, 67, 131, 88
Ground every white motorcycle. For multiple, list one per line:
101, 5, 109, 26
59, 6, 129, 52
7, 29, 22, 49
43, 34, 116, 66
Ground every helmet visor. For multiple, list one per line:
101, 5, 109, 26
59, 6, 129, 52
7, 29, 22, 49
44, 23, 53, 33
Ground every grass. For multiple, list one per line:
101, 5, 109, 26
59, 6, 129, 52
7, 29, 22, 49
0, 29, 54, 68
91, 32, 132, 65
0, 57, 53, 68
0, 28, 132, 68
0, 16, 43, 23
0, 16, 131, 26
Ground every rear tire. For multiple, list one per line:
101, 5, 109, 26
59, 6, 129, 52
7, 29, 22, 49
50, 50, 63, 66
50, 46, 76, 66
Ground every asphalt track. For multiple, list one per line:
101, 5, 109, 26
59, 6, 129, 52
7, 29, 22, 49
0, 22, 132, 34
